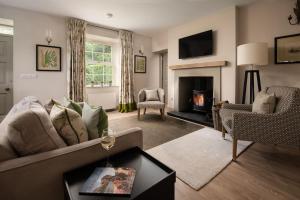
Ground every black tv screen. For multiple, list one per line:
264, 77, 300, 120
179, 30, 213, 59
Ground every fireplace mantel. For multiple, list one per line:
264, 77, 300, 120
169, 60, 227, 70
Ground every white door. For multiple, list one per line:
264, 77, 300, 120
0, 34, 13, 115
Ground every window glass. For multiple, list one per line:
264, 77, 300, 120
85, 41, 113, 87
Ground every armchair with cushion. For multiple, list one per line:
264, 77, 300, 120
137, 88, 165, 120
219, 86, 300, 160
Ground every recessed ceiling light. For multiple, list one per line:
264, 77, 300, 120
106, 13, 113, 18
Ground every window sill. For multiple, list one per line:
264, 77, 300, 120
86, 86, 119, 89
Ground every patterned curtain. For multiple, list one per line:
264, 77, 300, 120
66, 18, 87, 102
119, 30, 136, 112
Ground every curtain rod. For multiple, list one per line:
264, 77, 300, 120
87, 23, 119, 33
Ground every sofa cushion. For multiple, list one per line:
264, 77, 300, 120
63, 97, 83, 116
7, 101, 66, 157
145, 89, 159, 101
0, 114, 18, 162
137, 101, 165, 109
44, 99, 61, 114
82, 103, 108, 140
252, 91, 276, 114
50, 105, 88, 145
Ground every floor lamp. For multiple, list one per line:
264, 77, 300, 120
237, 43, 268, 104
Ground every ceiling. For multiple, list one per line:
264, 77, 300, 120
0, 0, 258, 36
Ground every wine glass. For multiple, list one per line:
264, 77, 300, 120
100, 128, 116, 167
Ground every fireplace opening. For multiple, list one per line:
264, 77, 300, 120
168, 76, 214, 127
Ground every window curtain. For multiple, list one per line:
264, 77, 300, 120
66, 18, 87, 102
119, 30, 136, 112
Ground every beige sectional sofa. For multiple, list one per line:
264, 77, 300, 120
0, 97, 143, 200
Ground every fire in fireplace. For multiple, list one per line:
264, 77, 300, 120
192, 90, 213, 112
193, 91, 205, 107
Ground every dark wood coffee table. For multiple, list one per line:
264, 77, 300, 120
64, 147, 176, 200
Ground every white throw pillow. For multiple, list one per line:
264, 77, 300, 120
252, 91, 276, 114
145, 89, 159, 101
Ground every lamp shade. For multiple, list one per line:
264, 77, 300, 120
237, 43, 268, 66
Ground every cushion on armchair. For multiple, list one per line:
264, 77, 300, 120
145, 89, 160, 101
252, 91, 276, 114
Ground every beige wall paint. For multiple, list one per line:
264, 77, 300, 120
152, 30, 168, 52
167, 6, 237, 108
133, 33, 158, 99
237, 0, 300, 103
0, 5, 67, 104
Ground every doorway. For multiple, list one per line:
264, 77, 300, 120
0, 18, 13, 117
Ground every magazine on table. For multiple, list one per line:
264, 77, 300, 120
80, 167, 136, 196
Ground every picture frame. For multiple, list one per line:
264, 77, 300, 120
275, 33, 300, 64
36, 45, 62, 71
134, 55, 147, 73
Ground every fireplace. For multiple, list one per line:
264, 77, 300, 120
178, 76, 213, 112
168, 76, 214, 127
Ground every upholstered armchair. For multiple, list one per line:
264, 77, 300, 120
137, 88, 165, 120
219, 86, 300, 161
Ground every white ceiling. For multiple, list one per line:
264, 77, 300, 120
0, 0, 258, 36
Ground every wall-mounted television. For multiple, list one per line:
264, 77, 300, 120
179, 30, 213, 59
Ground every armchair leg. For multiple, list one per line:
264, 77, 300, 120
232, 137, 238, 161
138, 108, 141, 120
144, 108, 147, 115
160, 108, 165, 120
222, 126, 226, 139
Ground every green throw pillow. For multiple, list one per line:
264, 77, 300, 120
50, 104, 88, 145
82, 103, 108, 140
63, 97, 83, 116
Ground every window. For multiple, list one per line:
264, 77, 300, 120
85, 41, 113, 87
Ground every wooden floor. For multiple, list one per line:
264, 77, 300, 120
107, 111, 300, 199
175, 143, 300, 200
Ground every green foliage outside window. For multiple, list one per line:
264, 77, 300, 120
85, 41, 113, 87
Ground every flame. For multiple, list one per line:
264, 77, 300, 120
193, 94, 205, 106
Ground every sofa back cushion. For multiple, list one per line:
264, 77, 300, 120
6, 99, 66, 157
50, 105, 88, 145
0, 96, 44, 162
0, 114, 18, 162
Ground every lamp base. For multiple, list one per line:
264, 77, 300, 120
242, 70, 261, 104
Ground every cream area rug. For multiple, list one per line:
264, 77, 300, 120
147, 127, 252, 190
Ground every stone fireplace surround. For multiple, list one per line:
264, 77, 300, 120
173, 67, 221, 112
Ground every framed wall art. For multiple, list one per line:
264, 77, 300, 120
275, 33, 300, 64
36, 45, 61, 71
134, 55, 146, 73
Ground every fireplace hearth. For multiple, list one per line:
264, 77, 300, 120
168, 76, 214, 127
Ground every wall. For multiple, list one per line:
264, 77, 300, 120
237, 0, 300, 103
0, 5, 67, 104
167, 6, 237, 108
133, 33, 158, 99
152, 30, 168, 52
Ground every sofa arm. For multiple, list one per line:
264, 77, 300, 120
232, 112, 299, 145
0, 127, 143, 200
222, 103, 252, 111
